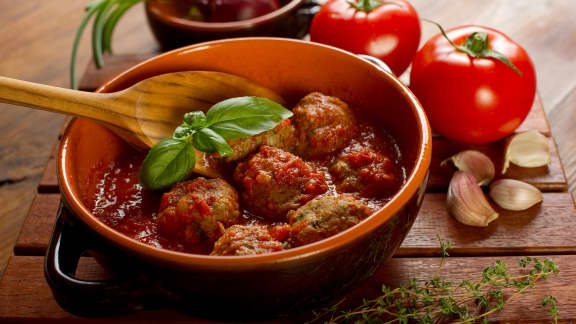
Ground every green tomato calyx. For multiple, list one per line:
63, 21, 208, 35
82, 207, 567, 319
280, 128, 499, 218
422, 19, 522, 76
347, 0, 399, 13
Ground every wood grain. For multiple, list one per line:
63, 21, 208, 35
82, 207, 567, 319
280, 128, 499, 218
0, 0, 156, 275
0, 255, 574, 321
428, 134, 566, 192
400, 192, 576, 257
13, 194, 60, 256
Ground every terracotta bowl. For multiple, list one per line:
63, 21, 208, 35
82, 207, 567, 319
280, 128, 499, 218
145, 0, 317, 50
57, 38, 431, 316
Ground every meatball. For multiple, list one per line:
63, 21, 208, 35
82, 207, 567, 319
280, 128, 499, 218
287, 195, 372, 247
211, 224, 290, 256
226, 119, 297, 161
292, 92, 358, 157
330, 147, 400, 197
157, 177, 240, 246
234, 145, 328, 219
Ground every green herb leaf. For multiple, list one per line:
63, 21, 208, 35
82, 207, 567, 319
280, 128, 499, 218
140, 96, 291, 189
193, 128, 234, 157
139, 139, 195, 190
70, 0, 107, 89
173, 126, 195, 140
91, 0, 116, 69
70, 0, 143, 89
183, 111, 208, 128
206, 96, 293, 140
306, 237, 560, 324
173, 111, 207, 140
102, 0, 141, 54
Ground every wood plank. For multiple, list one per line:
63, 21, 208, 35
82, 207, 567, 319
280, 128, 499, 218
37, 145, 58, 194
550, 86, 576, 204
515, 95, 550, 135
13, 192, 576, 258
14, 194, 60, 256
0, 255, 574, 321
428, 134, 566, 192
399, 192, 576, 256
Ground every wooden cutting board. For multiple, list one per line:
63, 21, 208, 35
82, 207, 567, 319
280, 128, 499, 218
1, 54, 575, 322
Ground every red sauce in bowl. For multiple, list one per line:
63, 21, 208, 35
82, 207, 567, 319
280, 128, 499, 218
85, 119, 405, 255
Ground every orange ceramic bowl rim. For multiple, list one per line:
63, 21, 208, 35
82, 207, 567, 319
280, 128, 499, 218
58, 38, 431, 270
145, 0, 305, 32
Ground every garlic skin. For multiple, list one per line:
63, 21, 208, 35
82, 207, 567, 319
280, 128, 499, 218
502, 131, 550, 174
447, 171, 499, 227
442, 150, 495, 186
489, 179, 543, 211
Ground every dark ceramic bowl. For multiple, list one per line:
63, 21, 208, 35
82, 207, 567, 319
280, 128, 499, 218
145, 0, 318, 50
54, 38, 431, 317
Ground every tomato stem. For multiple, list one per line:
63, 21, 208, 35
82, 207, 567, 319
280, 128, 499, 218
347, 0, 400, 13
465, 32, 489, 53
421, 19, 522, 75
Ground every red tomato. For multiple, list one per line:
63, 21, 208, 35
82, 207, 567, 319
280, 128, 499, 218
410, 25, 536, 144
310, 0, 421, 76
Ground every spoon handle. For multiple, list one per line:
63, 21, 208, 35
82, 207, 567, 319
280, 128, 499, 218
0, 76, 130, 129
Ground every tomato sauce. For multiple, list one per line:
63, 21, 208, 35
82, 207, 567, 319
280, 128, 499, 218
86, 120, 405, 254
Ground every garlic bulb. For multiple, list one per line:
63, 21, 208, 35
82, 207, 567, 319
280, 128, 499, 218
442, 150, 495, 186
489, 179, 543, 211
502, 131, 550, 174
447, 171, 499, 227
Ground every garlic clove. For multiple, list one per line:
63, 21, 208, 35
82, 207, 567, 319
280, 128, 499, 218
489, 179, 543, 211
447, 171, 499, 227
502, 131, 550, 174
441, 150, 495, 186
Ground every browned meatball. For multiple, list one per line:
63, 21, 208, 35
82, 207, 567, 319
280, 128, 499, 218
331, 147, 400, 197
287, 195, 372, 247
292, 92, 358, 157
157, 177, 240, 246
211, 224, 290, 256
234, 145, 328, 219
226, 119, 297, 161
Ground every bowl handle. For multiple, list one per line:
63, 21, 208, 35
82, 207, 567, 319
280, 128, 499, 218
295, 0, 322, 36
44, 203, 175, 316
357, 54, 394, 75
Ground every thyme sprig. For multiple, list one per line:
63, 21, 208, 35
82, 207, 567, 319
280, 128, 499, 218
308, 238, 560, 323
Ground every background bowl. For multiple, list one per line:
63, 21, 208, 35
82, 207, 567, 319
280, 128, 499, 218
57, 38, 431, 316
145, 0, 318, 50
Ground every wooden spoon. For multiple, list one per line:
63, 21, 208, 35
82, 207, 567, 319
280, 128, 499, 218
0, 71, 285, 177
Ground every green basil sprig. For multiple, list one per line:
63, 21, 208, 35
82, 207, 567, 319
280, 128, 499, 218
139, 96, 293, 190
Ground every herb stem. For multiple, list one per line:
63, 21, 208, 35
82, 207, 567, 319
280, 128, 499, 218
70, 0, 106, 89
307, 248, 559, 323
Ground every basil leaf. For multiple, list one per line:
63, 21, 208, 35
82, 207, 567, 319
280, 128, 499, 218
173, 126, 195, 140
193, 128, 234, 157
183, 111, 208, 128
206, 96, 293, 140
174, 112, 207, 140
138, 139, 195, 190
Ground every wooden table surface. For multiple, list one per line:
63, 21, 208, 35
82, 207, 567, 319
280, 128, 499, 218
1, 0, 576, 320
